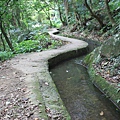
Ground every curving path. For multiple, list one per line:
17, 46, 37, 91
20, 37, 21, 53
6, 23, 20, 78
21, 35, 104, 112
1, 29, 88, 119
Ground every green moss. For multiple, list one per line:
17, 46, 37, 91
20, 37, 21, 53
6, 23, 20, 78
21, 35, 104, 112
84, 52, 120, 107
88, 64, 120, 108
84, 47, 120, 109
84, 52, 94, 65
84, 47, 102, 65
29, 74, 48, 119
36, 71, 71, 120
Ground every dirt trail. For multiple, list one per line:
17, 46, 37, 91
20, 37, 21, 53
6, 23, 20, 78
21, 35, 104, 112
0, 29, 88, 120
0, 53, 45, 120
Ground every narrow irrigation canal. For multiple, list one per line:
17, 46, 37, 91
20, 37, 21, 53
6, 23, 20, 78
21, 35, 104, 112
50, 56, 120, 120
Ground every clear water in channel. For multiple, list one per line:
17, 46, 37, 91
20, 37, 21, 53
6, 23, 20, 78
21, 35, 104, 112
50, 56, 120, 120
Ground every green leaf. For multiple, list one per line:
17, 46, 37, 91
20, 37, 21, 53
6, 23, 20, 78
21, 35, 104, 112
117, 99, 120, 103
116, 88, 120, 93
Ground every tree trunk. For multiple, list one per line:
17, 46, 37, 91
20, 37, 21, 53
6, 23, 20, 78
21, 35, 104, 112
0, 33, 6, 51
58, 5, 67, 26
16, 8, 21, 27
75, 12, 81, 24
89, 0, 93, 9
64, 0, 69, 24
84, 0, 105, 28
0, 20, 14, 51
104, 0, 115, 26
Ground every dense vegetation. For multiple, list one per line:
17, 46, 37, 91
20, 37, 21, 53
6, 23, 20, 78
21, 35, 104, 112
0, 0, 119, 61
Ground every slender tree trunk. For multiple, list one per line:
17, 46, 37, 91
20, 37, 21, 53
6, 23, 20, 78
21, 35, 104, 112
72, 2, 81, 25
104, 0, 115, 26
48, 12, 53, 27
0, 34, 6, 51
64, 0, 69, 24
75, 12, 81, 23
84, 0, 105, 28
58, 5, 67, 26
0, 20, 14, 51
16, 8, 21, 27
89, 0, 93, 8
55, 0, 67, 26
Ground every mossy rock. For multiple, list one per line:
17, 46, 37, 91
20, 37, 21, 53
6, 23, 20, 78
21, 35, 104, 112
85, 34, 120, 64
100, 34, 120, 58
84, 47, 101, 65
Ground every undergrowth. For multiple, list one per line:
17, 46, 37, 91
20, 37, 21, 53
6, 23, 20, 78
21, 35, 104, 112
0, 51, 14, 61
0, 34, 63, 61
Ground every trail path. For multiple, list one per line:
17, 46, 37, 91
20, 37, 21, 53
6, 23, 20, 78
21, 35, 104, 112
0, 29, 88, 120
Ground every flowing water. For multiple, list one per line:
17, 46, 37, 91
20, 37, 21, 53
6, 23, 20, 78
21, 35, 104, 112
50, 56, 120, 120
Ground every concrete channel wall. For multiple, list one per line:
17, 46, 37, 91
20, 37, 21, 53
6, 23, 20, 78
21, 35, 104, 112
48, 29, 88, 68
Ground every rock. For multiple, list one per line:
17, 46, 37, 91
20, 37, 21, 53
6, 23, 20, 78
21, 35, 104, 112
34, 118, 39, 120
26, 112, 34, 118
6, 101, 11, 106
14, 119, 19, 120
100, 34, 120, 58
4, 114, 11, 119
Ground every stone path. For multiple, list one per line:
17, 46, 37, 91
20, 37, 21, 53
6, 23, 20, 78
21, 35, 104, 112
0, 29, 88, 120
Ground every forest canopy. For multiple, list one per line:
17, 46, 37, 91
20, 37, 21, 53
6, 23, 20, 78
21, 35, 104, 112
0, 0, 120, 55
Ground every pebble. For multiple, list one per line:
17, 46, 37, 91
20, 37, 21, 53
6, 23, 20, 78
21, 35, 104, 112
34, 118, 39, 120
6, 101, 11, 106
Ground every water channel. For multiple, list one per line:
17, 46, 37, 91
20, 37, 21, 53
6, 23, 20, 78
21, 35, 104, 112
50, 56, 120, 120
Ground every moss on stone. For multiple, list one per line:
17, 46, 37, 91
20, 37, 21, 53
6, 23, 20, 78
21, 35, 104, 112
89, 66, 120, 107
84, 48, 120, 109
27, 74, 48, 119
100, 34, 120, 58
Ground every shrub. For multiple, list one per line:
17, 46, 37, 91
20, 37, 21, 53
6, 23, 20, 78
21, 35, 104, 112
14, 40, 41, 53
0, 51, 14, 61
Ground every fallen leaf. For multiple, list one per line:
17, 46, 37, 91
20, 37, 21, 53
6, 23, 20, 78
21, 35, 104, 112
45, 107, 50, 113
66, 70, 69, 72
45, 82, 49, 86
107, 70, 110, 74
1, 76, 6, 79
100, 111, 104, 116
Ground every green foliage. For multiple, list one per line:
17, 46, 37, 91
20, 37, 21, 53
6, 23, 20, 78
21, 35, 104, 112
0, 0, 120, 58
0, 31, 63, 61
14, 40, 40, 53
117, 99, 120, 103
14, 34, 63, 54
109, 0, 120, 11
68, 13, 76, 24
0, 51, 14, 61
49, 39, 62, 49
116, 88, 120, 93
